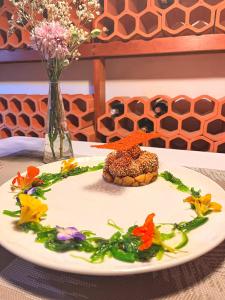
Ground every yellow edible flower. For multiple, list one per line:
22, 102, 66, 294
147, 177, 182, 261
61, 158, 78, 173
184, 194, 222, 217
18, 194, 48, 225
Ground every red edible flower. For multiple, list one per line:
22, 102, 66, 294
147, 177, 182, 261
12, 166, 42, 190
132, 213, 155, 251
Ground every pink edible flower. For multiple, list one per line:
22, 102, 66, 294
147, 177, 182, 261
31, 21, 70, 60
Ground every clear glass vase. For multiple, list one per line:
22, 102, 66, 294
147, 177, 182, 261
43, 81, 74, 163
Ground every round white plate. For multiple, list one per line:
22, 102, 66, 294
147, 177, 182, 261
0, 156, 225, 276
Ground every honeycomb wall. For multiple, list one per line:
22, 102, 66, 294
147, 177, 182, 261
0, 0, 91, 49
97, 95, 225, 153
0, 94, 96, 141
1, 1, 225, 48
94, 0, 225, 42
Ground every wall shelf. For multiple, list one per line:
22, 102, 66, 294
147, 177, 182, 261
1, 34, 225, 63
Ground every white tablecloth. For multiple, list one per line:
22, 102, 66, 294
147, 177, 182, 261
0, 136, 224, 170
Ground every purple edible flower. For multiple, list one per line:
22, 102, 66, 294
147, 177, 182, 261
25, 187, 37, 195
56, 226, 86, 241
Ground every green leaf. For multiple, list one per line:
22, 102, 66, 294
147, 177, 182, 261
3, 209, 20, 218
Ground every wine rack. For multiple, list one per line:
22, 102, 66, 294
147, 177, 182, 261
0, 94, 95, 141
2, 0, 225, 48
95, 0, 225, 42
97, 95, 225, 153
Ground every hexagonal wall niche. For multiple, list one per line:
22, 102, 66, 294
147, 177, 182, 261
216, 97, 225, 118
190, 137, 213, 152
63, 98, 70, 112
95, 16, 115, 40
137, 117, 155, 133
214, 141, 225, 153
23, 98, 36, 115
18, 113, 30, 129
31, 114, 45, 131
153, 0, 174, 10
216, 6, 225, 32
204, 0, 224, 7
172, 97, 191, 115
0, 97, 8, 112
127, 98, 145, 116
178, 0, 198, 7
9, 98, 22, 114
27, 131, 39, 138
98, 115, 115, 135
169, 136, 189, 150
39, 97, 48, 115
71, 95, 93, 115
107, 97, 128, 116
221, 103, 225, 118
0, 10, 11, 31
13, 129, 26, 136
118, 14, 136, 39
106, 0, 125, 16
8, 27, 23, 48
73, 132, 88, 142
148, 137, 168, 148
117, 117, 135, 132
0, 128, 12, 138
160, 116, 179, 132
162, 6, 187, 35
106, 132, 124, 143
207, 119, 225, 135
72, 98, 87, 113
80, 112, 94, 129
182, 117, 201, 133
149, 95, 171, 118
73, 126, 96, 142
194, 97, 216, 117
189, 4, 214, 34
5, 113, 17, 128
0, 29, 7, 48
139, 10, 161, 38
128, 0, 147, 13
66, 114, 79, 132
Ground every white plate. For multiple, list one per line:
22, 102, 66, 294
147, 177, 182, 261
0, 156, 225, 276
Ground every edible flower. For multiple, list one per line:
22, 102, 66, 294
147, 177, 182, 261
184, 194, 222, 217
61, 158, 78, 173
132, 213, 155, 251
18, 194, 48, 225
56, 226, 85, 241
12, 166, 42, 191
25, 187, 37, 195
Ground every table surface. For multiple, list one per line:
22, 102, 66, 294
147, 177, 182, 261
0, 137, 225, 300
1, 136, 225, 170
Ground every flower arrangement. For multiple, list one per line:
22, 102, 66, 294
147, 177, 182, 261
10, 0, 101, 162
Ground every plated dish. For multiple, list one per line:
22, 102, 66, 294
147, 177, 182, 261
0, 132, 225, 275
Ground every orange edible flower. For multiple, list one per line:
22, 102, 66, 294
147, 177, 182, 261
92, 131, 159, 151
132, 213, 155, 251
12, 166, 42, 191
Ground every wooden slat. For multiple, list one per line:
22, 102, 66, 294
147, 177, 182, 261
1, 34, 225, 63
92, 34, 225, 58
0, 44, 95, 63
93, 58, 106, 130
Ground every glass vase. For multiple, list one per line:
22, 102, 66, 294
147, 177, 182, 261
43, 81, 74, 163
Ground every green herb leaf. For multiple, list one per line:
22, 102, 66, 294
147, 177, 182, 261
3, 209, 20, 218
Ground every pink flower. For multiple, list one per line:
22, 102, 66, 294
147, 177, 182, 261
31, 21, 70, 60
